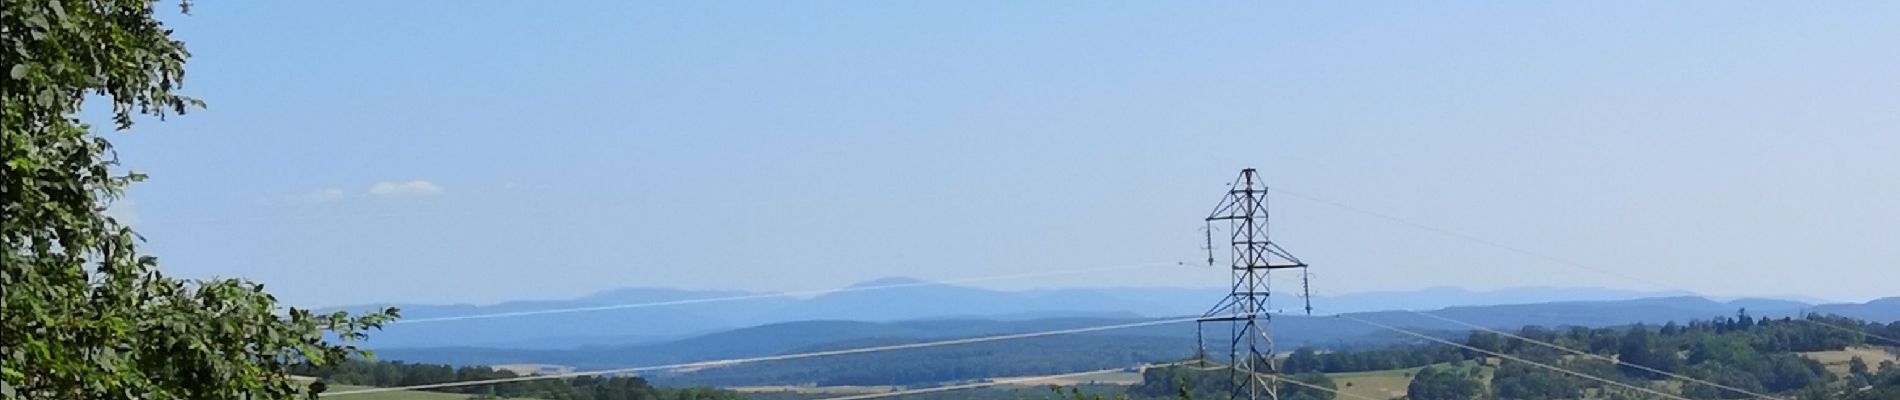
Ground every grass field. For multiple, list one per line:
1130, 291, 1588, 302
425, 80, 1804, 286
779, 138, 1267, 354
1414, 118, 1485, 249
731, 369, 1141, 396
1327, 367, 1417, 400
320, 384, 545, 400
1010, 370, 1144, 386
1326, 361, 1494, 400
320, 385, 475, 400
1801, 346, 1900, 376
736, 362, 1489, 399
726, 384, 898, 395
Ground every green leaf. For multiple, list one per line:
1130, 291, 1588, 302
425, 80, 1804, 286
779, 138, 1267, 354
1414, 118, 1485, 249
25, 14, 50, 30
4, 2, 361, 399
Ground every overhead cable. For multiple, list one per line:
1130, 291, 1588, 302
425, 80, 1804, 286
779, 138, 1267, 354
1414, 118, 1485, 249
322, 315, 1201, 397
1332, 312, 1689, 400
1407, 310, 1785, 400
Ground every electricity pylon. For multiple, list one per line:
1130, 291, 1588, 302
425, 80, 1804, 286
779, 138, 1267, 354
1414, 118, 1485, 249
1197, 168, 1311, 400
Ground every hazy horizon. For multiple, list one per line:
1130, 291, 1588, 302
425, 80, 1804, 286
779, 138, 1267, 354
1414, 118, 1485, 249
320, 278, 1873, 309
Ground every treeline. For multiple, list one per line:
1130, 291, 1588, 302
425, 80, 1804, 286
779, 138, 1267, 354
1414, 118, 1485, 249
290, 360, 741, 400
1123, 312, 1900, 400
1282, 343, 1465, 374
661, 335, 1185, 387
1128, 366, 1336, 400
1852, 358, 1900, 400
1457, 311, 1880, 398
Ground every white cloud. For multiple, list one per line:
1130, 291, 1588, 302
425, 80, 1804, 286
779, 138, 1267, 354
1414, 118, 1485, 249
368, 180, 444, 199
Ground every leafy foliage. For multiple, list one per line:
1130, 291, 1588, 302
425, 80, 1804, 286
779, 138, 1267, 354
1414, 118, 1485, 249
1281, 345, 1464, 374
1489, 360, 1581, 400
1126, 365, 1232, 399
1, 0, 397, 398
1404, 362, 1484, 400
1843, 360, 1900, 400
1122, 312, 1895, 399
1680, 362, 1766, 400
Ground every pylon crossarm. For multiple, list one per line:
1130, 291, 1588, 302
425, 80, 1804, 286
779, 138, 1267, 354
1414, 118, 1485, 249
1195, 168, 1308, 400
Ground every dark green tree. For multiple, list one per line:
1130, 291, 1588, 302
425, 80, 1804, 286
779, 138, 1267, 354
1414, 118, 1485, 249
1687, 336, 1758, 366
1129, 366, 1228, 399
1, 0, 398, 398
1464, 331, 1503, 360
1283, 348, 1325, 374
1491, 361, 1581, 400
1755, 354, 1828, 392
1617, 326, 1681, 379
1681, 362, 1765, 400
1405, 364, 1483, 400
1849, 356, 1871, 380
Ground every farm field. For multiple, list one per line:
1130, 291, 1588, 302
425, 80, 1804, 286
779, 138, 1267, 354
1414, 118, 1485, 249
1324, 362, 1496, 400
1801, 346, 1900, 376
321, 385, 493, 400
1012, 370, 1145, 386
1327, 367, 1419, 400
726, 385, 896, 395
730, 368, 1140, 396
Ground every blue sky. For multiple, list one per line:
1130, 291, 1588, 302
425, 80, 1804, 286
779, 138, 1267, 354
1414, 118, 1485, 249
107, 2, 1899, 307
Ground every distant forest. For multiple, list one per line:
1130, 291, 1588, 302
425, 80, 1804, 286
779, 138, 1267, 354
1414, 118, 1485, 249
291, 362, 739, 400
1131, 312, 1900, 399
312, 312, 1899, 399
658, 334, 1186, 387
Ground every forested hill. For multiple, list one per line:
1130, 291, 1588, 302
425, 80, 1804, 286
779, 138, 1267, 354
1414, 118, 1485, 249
340, 280, 1896, 350
291, 360, 741, 400
1131, 313, 1900, 400
374, 296, 1900, 371
315, 313, 1899, 399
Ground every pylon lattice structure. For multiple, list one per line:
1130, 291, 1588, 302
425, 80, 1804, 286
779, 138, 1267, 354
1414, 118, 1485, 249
1197, 168, 1311, 400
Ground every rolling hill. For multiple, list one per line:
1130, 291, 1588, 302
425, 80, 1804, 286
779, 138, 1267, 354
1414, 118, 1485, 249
371, 295, 1899, 387
339, 278, 1861, 350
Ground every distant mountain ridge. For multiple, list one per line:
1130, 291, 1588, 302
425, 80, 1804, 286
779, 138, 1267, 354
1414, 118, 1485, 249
331, 277, 1892, 349
374, 295, 1900, 381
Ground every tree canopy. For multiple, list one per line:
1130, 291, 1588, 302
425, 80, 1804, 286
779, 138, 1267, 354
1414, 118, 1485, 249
2, 0, 396, 398
1405, 363, 1484, 400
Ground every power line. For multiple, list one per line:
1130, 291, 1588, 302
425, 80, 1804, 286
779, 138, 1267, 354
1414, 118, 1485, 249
814, 363, 1182, 400
813, 367, 1125, 400
393, 261, 1180, 324
1271, 187, 1900, 347
1796, 315, 1900, 347
322, 315, 1202, 397
1331, 312, 1690, 400
1216, 360, 1381, 400
817, 360, 1383, 400
320, 183, 1886, 400
808, 311, 1717, 400
1256, 372, 1381, 400
1199, 168, 1312, 400
1406, 310, 1785, 400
